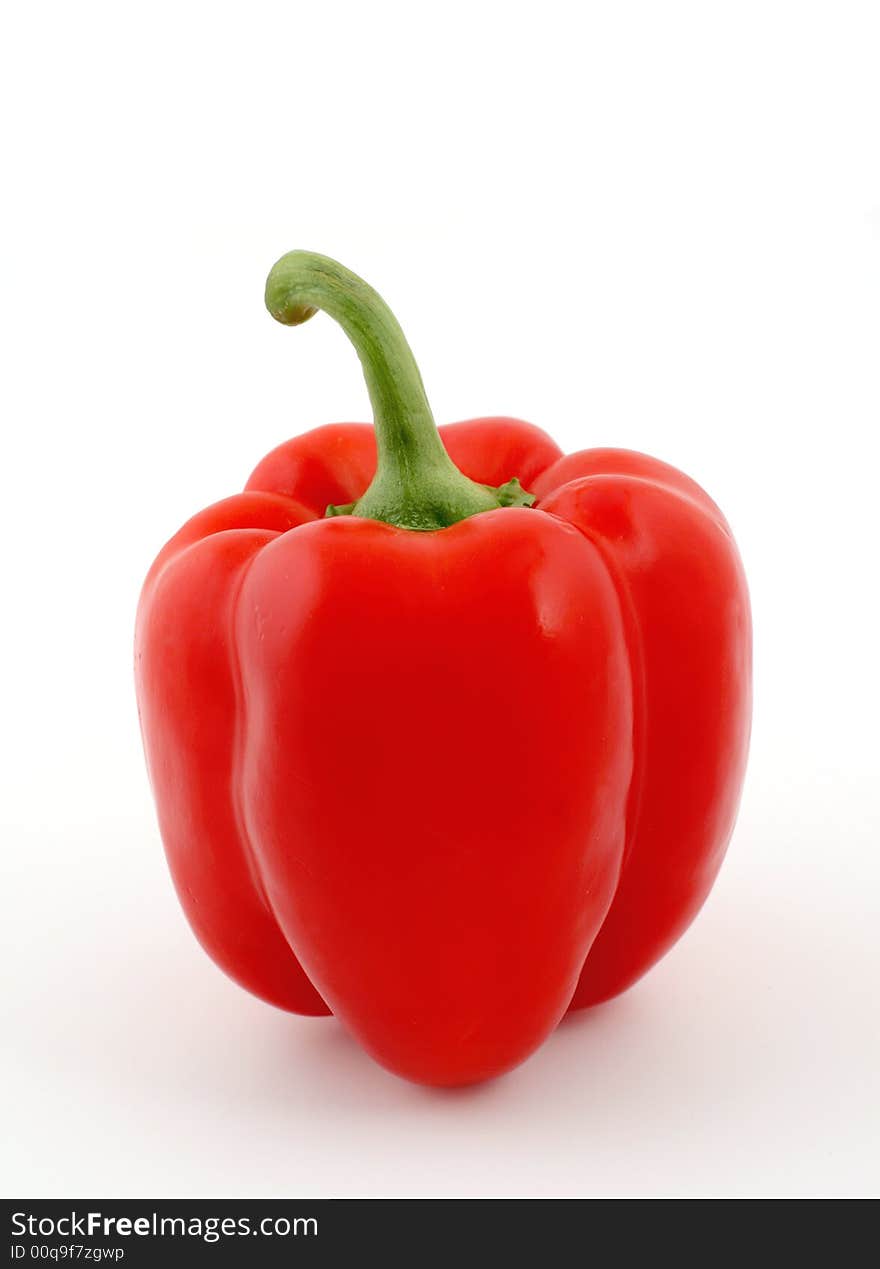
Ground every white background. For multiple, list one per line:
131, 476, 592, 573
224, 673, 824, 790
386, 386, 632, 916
2, 2, 878, 1198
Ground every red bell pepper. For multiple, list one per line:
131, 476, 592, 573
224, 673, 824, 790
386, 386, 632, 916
135, 251, 751, 1086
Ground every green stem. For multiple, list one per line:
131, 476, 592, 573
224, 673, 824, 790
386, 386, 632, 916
265, 251, 534, 530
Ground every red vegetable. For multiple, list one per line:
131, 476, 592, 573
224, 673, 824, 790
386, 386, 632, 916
135, 252, 751, 1085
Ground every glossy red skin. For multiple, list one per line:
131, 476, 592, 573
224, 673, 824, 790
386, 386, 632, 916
534, 453, 752, 1007
135, 418, 751, 1084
